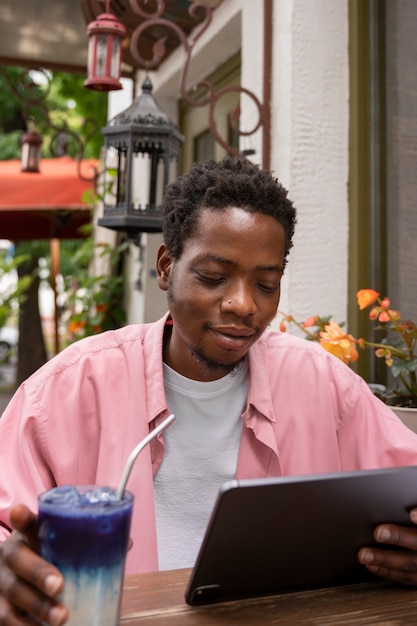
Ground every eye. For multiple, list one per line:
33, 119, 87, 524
197, 272, 225, 285
257, 283, 279, 294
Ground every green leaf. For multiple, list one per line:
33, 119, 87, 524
391, 358, 417, 378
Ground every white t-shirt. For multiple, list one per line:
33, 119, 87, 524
154, 359, 249, 570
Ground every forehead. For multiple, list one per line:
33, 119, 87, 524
183, 206, 285, 266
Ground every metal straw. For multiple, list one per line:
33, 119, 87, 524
116, 413, 175, 499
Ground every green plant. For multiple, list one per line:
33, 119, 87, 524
278, 314, 358, 365
0, 251, 33, 328
0, 66, 107, 161
278, 289, 417, 408
355, 289, 417, 407
64, 229, 128, 342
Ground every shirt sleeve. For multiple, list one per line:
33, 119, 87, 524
0, 382, 54, 538
337, 374, 417, 470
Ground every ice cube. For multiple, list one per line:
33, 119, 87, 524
82, 486, 118, 506
42, 486, 81, 507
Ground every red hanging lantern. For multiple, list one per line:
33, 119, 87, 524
21, 129, 42, 173
84, 0, 126, 92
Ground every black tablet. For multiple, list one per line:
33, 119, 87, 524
185, 466, 417, 605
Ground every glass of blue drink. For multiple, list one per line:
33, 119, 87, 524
38, 485, 134, 626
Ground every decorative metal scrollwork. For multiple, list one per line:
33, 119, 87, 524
128, 0, 264, 157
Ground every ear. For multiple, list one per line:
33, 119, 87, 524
156, 244, 173, 291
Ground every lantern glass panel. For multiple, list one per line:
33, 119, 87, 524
96, 35, 108, 77
102, 146, 118, 207
87, 38, 95, 79
110, 38, 121, 79
155, 158, 166, 206
116, 150, 127, 205
132, 154, 151, 210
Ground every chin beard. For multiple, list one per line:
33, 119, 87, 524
190, 346, 244, 378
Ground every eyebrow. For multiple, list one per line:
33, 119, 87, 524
198, 254, 283, 274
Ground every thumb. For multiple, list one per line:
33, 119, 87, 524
10, 504, 38, 532
10, 504, 39, 548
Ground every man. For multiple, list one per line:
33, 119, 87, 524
1, 157, 417, 625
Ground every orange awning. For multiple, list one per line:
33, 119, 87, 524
0, 157, 99, 240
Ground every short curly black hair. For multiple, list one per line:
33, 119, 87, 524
162, 157, 297, 267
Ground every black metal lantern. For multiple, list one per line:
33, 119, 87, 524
98, 76, 184, 237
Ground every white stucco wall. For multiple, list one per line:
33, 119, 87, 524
108, 0, 350, 329
271, 0, 349, 330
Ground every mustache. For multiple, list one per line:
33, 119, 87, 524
204, 321, 259, 333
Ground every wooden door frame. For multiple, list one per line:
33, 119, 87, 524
349, 0, 387, 383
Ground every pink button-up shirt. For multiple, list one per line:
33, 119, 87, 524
1, 314, 417, 573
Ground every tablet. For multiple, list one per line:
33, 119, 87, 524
185, 466, 417, 605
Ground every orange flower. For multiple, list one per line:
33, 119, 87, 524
68, 320, 86, 334
278, 290, 417, 405
375, 348, 393, 367
389, 309, 401, 321
279, 320, 287, 332
319, 321, 359, 365
357, 289, 379, 310
303, 316, 319, 328
374, 308, 400, 323
369, 307, 379, 320
378, 311, 390, 323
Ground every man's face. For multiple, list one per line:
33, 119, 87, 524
157, 206, 286, 381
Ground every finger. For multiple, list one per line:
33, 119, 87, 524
373, 523, 417, 551
359, 546, 417, 573
2, 541, 63, 599
0, 595, 35, 626
358, 546, 417, 586
0, 565, 67, 626
10, 505, 39, 540
1, 509, 67, 625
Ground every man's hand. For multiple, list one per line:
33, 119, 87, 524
0, 504, 68, 625
358, 508, 417, 586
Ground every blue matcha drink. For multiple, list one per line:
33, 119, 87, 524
38, 485, 134, 626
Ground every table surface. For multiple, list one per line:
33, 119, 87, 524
120, 568, 417, 625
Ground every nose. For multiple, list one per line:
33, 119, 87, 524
221, 282, 257, 317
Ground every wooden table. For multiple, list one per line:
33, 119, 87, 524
121, 568, 417, 625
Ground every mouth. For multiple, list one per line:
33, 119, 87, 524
210, 325, 256, 351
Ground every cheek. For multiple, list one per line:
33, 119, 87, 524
166, 279, 173, 301
167, 276, 201, 308
259, 293, 281, 324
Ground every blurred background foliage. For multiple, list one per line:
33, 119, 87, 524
0, 66, 107, 160
0, 65, 126, 388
